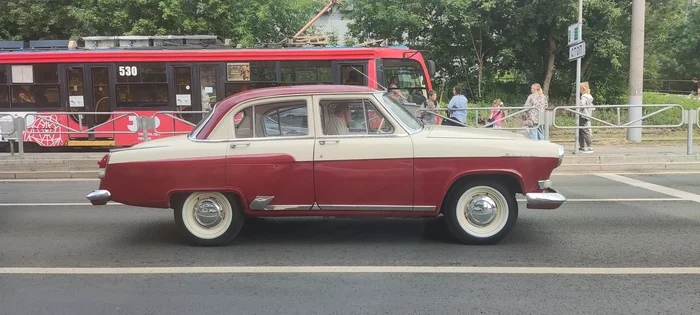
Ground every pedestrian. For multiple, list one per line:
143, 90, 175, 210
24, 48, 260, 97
420, 90, 439, 125
578, 82, 595, 153
485, 99, 505, 128
523, 83, 548, 140
442, 85, 467, 126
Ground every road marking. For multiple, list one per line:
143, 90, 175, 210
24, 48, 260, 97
596, 173, 700, 203
0, 178, 99, 183
553, 171, 700, 176
1, 266, 700, 275
0, 198, 688, 207
517, 198, 682, 202
0, 202, 122, 207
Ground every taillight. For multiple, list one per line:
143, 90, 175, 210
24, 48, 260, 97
97, 153, 110, 179
97, 153, 110, 168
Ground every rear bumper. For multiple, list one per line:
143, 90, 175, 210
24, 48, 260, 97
525, 188, 567, 210
87, 189, 111, 206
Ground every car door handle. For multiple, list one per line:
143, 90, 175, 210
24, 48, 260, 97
319, 140, 340, 145
230, 142, 251, 148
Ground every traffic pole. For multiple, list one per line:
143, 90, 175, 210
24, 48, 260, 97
573, 0, 583, 154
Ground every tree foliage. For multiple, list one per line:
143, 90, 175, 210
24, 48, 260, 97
0, 0, 325, 47
345, 0, 699, 105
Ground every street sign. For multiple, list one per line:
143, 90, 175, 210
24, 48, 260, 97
569, 41, 586, 61
568, 23, 582, 46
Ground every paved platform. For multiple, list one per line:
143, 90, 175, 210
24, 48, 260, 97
1, 143, 699, 179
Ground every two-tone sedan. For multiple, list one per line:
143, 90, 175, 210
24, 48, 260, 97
87, 85, 566, 246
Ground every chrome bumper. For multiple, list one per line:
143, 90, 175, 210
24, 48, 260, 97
525, 188, 567, 210
86, 189, 111, 206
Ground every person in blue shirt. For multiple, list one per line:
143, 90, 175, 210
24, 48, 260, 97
442, 85, 468, 126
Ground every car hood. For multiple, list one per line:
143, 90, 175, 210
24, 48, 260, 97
425, 125, 530, 141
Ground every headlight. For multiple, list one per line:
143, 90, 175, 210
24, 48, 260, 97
557, 144, 565, 167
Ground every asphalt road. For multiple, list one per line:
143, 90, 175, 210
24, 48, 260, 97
1, 173, 699, 314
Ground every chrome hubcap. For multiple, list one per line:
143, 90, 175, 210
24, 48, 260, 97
466, 195, 497, 226
193, 198, 224, 227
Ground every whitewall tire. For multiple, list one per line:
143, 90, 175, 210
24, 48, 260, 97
445, 180, 518, 245
175, 192, 245, 246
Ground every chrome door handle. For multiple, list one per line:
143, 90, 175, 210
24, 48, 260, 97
319, 140, 340, 145
230, 142, 251, 148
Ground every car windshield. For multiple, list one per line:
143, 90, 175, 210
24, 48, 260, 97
379, 93, 423, 133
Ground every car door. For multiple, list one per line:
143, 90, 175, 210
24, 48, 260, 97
225, 95, 316, 211
312, 94, 414, 211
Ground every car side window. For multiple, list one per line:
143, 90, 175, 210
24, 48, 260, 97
234, 100, 309, 139
319, 99, 394, 136
262, 105, 308, 137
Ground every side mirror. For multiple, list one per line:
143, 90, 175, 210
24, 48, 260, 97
427, 60, 436, 77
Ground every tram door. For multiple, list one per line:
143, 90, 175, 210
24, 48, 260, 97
332, 61, 368, 86
61, 64, 113, 141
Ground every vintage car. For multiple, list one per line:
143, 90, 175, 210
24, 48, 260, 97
86, 85, 566, 246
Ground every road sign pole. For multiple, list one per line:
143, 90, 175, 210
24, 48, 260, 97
572, 0, 583, 154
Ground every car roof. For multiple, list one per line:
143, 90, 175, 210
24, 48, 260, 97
194, 84, 383, 140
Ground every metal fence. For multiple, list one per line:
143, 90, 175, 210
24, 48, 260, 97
2, 104, 698, 158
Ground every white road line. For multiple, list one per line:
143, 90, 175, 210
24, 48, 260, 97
0, 198, 687, 207
596, 173, 700, 203
0, 202, 122, 207
516, 198, 682, 202
1, 266, 700, 275
0, 179, 99, 183
554, 171, 700, 176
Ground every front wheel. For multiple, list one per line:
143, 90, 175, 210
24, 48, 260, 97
445, 180, 518, 245
175, 192, 245, 246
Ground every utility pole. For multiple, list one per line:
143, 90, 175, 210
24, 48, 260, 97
627, 0, 645, 142
575, 0, 582, 153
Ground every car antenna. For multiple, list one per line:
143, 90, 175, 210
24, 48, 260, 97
350, 66, 387, 91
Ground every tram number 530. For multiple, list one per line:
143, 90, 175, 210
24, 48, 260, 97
119, 66, 138, 77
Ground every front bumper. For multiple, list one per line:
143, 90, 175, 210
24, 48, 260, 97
87, 189, 111, 206
525, 188, 567, 210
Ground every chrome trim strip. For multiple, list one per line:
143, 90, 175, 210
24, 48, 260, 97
412, 205, 437, 211
318, 204, 434, 211
310, 202, 321, 210
315, 133, 407, 139
249, 196, 275, 210
263, 205, 311, 211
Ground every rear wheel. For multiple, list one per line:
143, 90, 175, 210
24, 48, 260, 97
175, 192, 245, 246
444, 180, 518, 245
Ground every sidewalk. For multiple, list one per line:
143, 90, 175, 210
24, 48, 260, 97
1, 144, 699, 179
555, 143, 700, 173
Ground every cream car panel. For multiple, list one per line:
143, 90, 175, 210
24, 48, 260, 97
412, 136, 558, 159
227, 137, 315, 162
109, 140, 226, 164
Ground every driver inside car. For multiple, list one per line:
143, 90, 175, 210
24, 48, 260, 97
325, 103, 350, 135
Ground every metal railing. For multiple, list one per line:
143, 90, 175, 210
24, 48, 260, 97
414, 106, 543, 131
2, 104, 698, 158
552, 104, 685, 129
151, 110, 210, 135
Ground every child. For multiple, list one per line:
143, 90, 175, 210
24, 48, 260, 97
486, 99, 504, 128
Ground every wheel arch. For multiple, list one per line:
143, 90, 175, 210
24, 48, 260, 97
439, 171, 524, 214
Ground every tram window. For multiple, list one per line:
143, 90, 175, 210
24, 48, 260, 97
0, 67, 7, 108
382, 59, 428, 105
9, 64, 60, 108
280, 61, 331, 85
200, 65, 217, 111
115, 63, 169, 108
